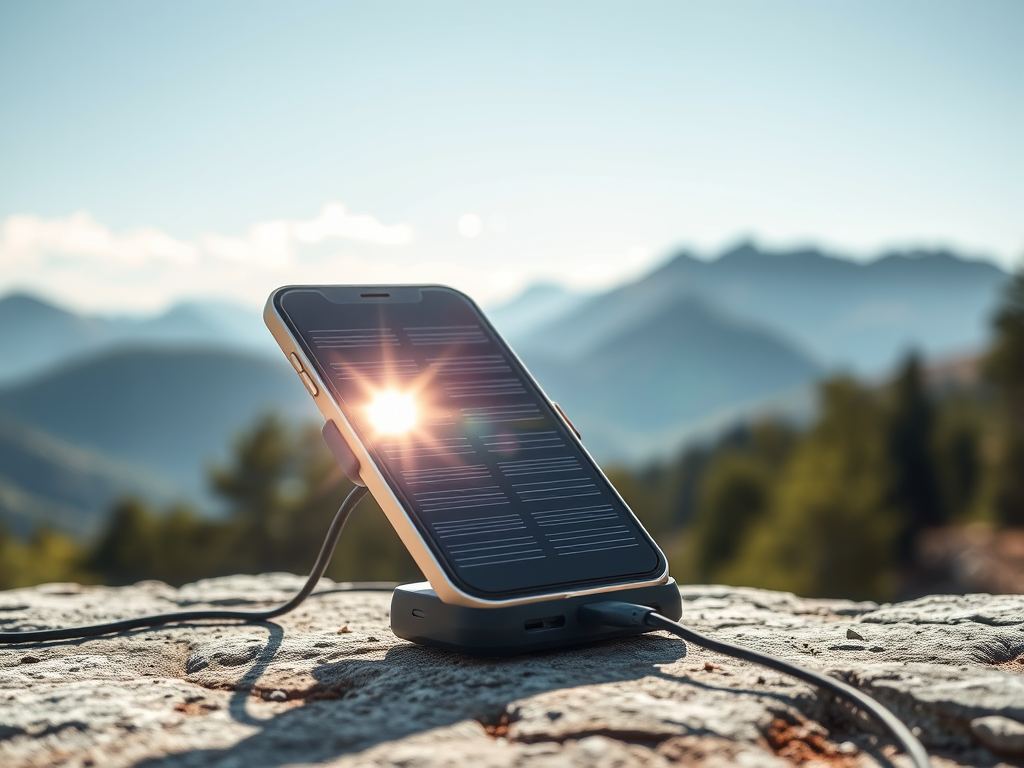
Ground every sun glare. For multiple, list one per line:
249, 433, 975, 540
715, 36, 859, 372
366, 390, 418, 435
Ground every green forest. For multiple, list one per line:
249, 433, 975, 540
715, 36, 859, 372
5, 273, 1024, 601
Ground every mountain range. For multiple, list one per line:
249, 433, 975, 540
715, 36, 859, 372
493, 243, 1008, 460
0, 347, 318, 502
0, 242, 1009, 538
0, 416, 181, 539
485, 283, 589, 340
504, 243, 1008, 372
0, 293, 273, 385
524, 297, 820, 460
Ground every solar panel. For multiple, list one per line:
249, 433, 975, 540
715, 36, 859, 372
281, 288, 663, 598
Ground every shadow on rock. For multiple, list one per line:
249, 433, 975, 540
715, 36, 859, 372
133, 631, 689, 768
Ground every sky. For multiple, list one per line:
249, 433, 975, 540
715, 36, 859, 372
1, 0, 1022, 314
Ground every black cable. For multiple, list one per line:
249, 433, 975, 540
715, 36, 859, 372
0, 487, 929, 768
0, 485, 369, 645
579, 601, 930, 768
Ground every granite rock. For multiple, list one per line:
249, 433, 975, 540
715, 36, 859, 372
0, 576, 1022, 767
971, 717, 1024, 757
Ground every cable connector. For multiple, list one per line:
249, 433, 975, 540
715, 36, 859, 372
578, 600, 656, 628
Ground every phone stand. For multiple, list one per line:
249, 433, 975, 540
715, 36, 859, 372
390, 578, 682, 656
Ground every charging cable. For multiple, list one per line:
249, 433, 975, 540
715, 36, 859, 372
1, 487, 929, 766
579, 601, 930, 768
0, 486, 370, 644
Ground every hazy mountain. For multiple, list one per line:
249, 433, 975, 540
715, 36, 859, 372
524, 297, 821, 462
0, 242, 1007, 535
0, 294, 111, 385
0, 292, 273, 384
485, 283, 589, 343
0, 346, 318, 500
0, 417, 181, 539
129, 301, 271, 350
516, 244, 1008, 374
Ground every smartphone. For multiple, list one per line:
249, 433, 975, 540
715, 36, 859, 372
265, 285, 669, 607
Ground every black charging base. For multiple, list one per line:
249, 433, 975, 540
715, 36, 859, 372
390, 578, 682, 656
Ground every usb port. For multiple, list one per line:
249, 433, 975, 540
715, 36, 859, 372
524, 615, 566, 631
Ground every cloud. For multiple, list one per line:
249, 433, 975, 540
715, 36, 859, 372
201, 220, 295, 268
0, 203, 421, 314
295, 203, 413, 246
0, 203, 413, 273
0, 203, 666, 315
2, 212, 199, 267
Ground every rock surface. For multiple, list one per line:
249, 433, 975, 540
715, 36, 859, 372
1, 575, 1022, 767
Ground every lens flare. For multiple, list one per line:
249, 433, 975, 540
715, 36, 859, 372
366, 390, 418, 434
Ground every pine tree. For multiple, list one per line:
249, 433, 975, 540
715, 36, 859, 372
930, 395, 982, 522
886, 353, 941, 560
688, 452, 773, 583
720, 379, 899, 600
985, 271, 1024, 527
0, 523, 28, 590
87, 498, 159, 585
209, 413, 296, 571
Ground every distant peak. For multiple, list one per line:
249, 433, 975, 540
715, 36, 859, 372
0, 291, 76, 316
164, 298, 255, 314
716, 242, 839, 264
871, 248, 1004, 270
718, 241, 764, 261
648, 248, 702, 275
515, 282, 574, 299
0, 291, 59, 308
489, 282, 581, 312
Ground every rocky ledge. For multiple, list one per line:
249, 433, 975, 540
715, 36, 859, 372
1, 575, 1023, 767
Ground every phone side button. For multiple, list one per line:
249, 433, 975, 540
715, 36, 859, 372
552, 402, 581, 440
288, 352, 304, 373
299, 371, 319, 397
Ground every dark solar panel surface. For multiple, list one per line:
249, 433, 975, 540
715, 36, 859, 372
280, 287, 664, 598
